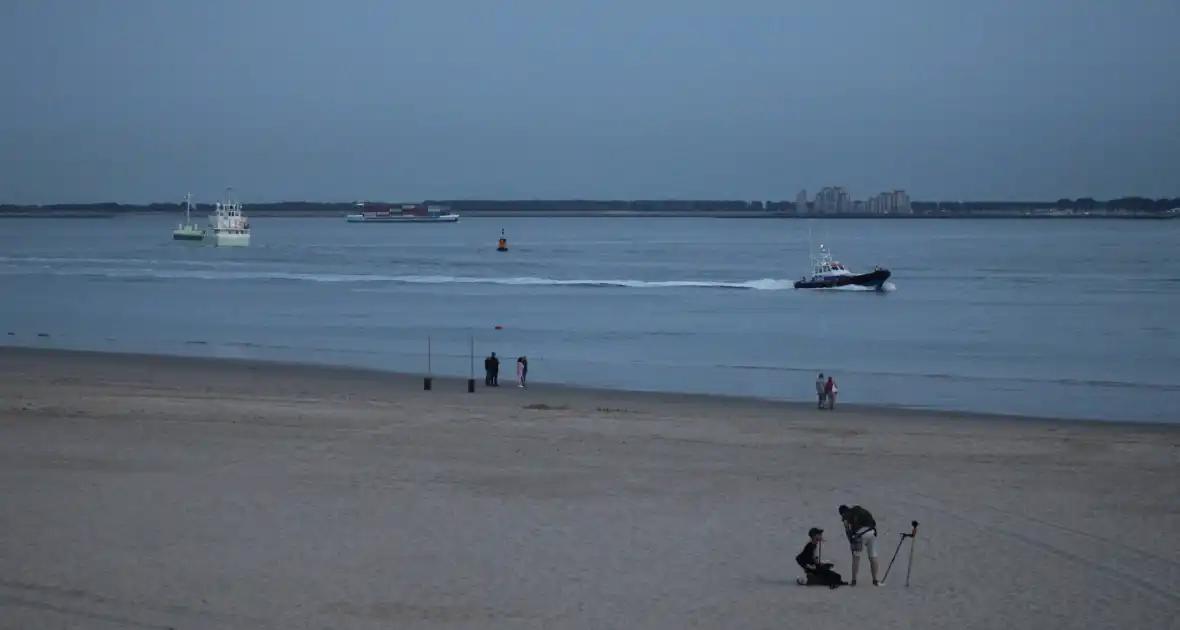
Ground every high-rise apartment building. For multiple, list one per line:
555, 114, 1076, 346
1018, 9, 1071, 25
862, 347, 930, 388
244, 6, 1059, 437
866, 189, 913, 214
814, 186, 850, 213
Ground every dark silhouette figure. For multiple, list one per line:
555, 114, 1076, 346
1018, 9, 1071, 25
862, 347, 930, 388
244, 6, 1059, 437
816, 372, 826, 409
485, 352, 500, 386
796, 527, 847, 589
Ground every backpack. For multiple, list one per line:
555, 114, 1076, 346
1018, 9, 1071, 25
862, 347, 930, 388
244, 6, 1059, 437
846, 506, 876, 532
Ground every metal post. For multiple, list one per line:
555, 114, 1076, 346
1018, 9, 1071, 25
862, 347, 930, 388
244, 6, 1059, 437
467, 334, 475, 393
905, 522, 918, 587
423, 334, 433, 391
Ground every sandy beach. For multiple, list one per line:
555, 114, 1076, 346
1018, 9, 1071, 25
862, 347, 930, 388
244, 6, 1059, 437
2, 347, 1178, 629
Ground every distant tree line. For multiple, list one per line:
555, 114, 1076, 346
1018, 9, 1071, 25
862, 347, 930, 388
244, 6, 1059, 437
903, 197, 1177, 213
1050, 197, 1178, 212
1, 196, 1177, 215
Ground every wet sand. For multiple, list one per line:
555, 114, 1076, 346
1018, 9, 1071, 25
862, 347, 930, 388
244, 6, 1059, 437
2, 347, 1178, 629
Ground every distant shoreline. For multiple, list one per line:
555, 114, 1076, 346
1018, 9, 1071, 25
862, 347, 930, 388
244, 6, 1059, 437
3, 196, 1176, 220
0, 210, 1175, 220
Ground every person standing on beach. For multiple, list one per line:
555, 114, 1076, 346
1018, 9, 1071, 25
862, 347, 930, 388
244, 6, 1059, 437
815, 372, 827, 409
516, 356, 528, 388
489, 352, 500, 386
825, 376, 838, 410
839, 504, 880, 586
484, 354, 494, 386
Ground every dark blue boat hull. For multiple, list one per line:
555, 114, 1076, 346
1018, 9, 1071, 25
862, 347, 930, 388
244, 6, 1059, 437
794, 268, 891, 290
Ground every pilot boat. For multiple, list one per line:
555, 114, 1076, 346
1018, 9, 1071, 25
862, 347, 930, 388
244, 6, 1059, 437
793, 243, 891, 290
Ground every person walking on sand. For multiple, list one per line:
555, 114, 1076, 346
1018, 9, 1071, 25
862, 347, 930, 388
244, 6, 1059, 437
489, 352, 500, 386
825, 376, 838, 410
839, 504, 880, 586
815, 372, 827, 409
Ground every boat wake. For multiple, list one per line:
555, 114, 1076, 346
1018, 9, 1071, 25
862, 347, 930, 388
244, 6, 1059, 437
322, 274, 799, 291
6, 266, 799, 291
817, 281, 898, 293
380, 276, 799, 291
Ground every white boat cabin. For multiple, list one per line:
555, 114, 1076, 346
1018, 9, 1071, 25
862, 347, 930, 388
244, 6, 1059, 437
209, 197, 249, 235
808, 245, 854, 280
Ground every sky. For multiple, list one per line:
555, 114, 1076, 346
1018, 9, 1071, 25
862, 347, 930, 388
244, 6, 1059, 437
1, 0, 1178, 204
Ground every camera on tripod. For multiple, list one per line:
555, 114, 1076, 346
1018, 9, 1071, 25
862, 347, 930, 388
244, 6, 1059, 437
882, 520, 921, 586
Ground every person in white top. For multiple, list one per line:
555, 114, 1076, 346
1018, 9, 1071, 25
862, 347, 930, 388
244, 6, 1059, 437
516, 356, 528, 388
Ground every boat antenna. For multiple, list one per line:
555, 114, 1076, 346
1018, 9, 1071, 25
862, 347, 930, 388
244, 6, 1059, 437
807, 219, 814, 261
184, 192, 192, 223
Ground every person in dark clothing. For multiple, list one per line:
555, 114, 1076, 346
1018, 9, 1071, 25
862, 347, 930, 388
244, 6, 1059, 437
795, 527, 846, 589
815, 372, 827, 409
483, 353, 501, 386
839, 504, 880, 586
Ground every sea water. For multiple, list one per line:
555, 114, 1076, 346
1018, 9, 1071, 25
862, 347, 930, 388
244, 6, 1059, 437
1, 216, 1177, 423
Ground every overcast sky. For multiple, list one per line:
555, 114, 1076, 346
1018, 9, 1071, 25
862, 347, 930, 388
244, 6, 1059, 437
1, 0, 1177, 204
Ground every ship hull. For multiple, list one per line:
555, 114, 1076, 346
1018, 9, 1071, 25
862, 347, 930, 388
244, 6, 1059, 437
794, 268, 891, 290
345, 214, 459, 223
172, 231, 205, 241
208, 232, 250, 247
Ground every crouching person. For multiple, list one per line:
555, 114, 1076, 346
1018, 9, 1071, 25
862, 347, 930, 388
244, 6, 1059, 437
795, 527, 847, 589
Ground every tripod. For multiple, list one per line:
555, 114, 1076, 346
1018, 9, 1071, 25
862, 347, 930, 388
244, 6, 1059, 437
880, 520, 919, 586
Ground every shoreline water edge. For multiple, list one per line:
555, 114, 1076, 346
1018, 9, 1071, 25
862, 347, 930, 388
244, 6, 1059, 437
3, 345, 1173, 429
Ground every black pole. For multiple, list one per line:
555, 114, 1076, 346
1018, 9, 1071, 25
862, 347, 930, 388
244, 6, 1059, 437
424, 334, 433, 390
905, 520, 919, 587
881, 536, 907, 584
467, 334, 475, 393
